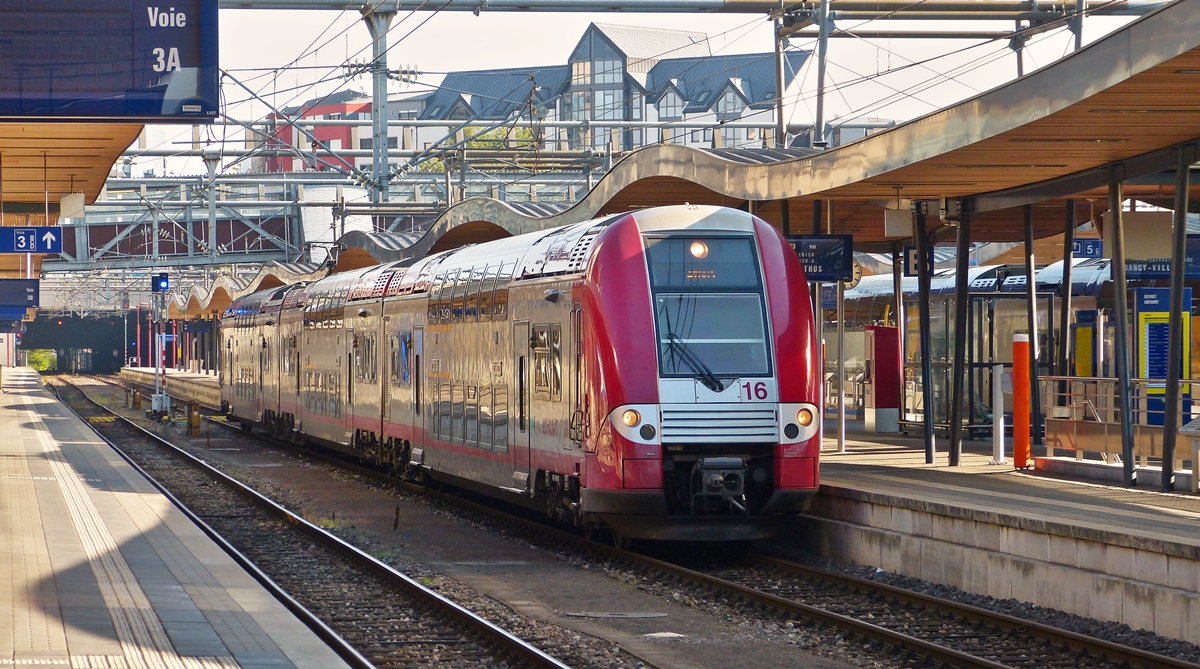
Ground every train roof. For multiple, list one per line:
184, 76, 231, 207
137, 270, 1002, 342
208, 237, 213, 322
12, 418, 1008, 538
222, 205, 766, 319
842, 257, 1115, 307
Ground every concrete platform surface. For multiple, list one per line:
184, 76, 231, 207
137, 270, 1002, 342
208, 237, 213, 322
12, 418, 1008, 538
0, 367, 350, 669
819, 433, 1200, 550
809, 433, 1200, 641
122, 368, 219, 389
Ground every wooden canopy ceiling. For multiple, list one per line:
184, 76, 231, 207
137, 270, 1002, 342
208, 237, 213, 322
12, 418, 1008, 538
0, 123, 142, 205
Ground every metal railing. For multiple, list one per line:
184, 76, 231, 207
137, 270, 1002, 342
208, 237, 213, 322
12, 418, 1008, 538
1038, 375, 1198, 471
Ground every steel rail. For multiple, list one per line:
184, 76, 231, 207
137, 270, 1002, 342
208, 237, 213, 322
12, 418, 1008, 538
59, 376, 573, 669
48, 381, 377, 669
103, 373, 1200, 669
749, 554, 1200, 669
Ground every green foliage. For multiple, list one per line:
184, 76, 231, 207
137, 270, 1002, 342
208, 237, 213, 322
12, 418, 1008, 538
416, 125, 538, 173
25, 349, 56, 372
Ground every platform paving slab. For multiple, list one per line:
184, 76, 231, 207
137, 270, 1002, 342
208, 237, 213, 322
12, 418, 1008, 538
802, 432, 1200, 644
0, 368, 350, 669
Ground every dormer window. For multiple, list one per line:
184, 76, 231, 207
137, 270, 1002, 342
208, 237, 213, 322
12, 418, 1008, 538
593, 59, 622, 85
716, 89, 743, 115
571, 61, 591, 85
658, 91, 682, 119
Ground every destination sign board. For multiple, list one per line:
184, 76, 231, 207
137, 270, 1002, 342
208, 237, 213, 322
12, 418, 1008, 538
1125, 236, 1200, 280
788, 235, 853, 282
0, 1, 218, 120
0, 280, 39, 308
0, 227, 62, 254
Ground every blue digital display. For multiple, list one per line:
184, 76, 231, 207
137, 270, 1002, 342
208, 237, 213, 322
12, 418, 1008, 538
788, 235, 853, 282
0, 279, 38, 308
0, 1, 218, 120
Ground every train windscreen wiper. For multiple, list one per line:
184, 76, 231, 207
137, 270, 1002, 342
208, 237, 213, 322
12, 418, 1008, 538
665, 332, 724, 392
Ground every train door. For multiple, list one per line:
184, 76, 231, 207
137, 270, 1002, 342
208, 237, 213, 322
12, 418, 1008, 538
379, 325, 389, 442
413, 326, 424, 437
512, 320, 531, 492
346, 330, 355, 434
257, 333, 265, 417
346, 329, 356, 433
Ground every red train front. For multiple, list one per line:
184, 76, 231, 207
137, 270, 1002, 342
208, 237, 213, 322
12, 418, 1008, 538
572, 205, 821, 541
220, 204, 821, 542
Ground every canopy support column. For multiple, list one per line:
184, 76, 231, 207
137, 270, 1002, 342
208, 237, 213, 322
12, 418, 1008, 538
893, 243, 906, 419
949, 200, 973, 466
915, 202, 936, 464
1109, 181, 1136, 487
1162, 146, 1193, 492
1058, 201, 1075, 378
1024, 204, 1043, 445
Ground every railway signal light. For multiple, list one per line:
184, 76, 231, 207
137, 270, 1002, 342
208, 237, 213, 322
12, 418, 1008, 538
151, 273, 169, 293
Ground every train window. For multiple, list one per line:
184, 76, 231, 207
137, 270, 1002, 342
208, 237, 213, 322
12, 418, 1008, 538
354, 335, 371, 384
446, 269, 461, 323
438, 381, 452, 440
439, 269, 459, 323
428, 378, 440, 436
550, 324, 562, 402
493, 385, 508, 453
493, 263, 516, 319
465, 385, 478, 446
330, 373, 341, 417
464, 267, 484, 321
450, 272, 469, 323
318, 298, 329, 326
451, 381, 465, 442
335, 288, 349, 327
478, 385, 493, 450
428, 272, 445, 322
316, 372, 326, 414
392, 333, 411, 386
304, 371, 313, 411
644, 237, 762, 291
478, 265, 497, 319
532, 326, 551, 400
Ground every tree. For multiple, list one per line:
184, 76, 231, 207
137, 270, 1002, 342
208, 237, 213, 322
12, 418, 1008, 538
25, 349, 56, 372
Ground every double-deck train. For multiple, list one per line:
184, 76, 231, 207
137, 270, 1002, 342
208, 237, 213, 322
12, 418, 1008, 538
220, 204, 821, 542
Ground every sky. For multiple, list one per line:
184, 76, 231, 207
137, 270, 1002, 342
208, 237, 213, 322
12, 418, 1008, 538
135, 8, 1135, 177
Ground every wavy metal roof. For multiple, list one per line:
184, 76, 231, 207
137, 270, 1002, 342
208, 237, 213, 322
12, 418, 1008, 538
182, 0, 1200, 315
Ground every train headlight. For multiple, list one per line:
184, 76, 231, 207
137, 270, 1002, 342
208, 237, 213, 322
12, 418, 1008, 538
622, 409, 641, 427
796, 408, 814, 427
689, 240, 709, 259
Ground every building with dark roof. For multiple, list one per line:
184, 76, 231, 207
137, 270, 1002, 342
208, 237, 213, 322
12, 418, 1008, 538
260, 22, 832, 174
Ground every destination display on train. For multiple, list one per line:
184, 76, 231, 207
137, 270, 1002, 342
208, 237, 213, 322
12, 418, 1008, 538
0, 1, 218, 120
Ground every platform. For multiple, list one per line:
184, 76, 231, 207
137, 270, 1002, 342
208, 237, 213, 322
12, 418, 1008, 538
0, 367, 350, 669
805, 430, 1200, 643
120, 367, 221, 409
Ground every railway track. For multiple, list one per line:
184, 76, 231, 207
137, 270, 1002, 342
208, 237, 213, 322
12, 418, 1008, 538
51, 376, 571, 669
103, 372, 1200, 669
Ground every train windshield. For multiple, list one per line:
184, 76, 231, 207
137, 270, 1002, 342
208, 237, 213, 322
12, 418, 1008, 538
645, 236, 771, 378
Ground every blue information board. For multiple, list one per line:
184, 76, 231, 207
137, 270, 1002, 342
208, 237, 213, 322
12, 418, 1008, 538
1125, 236, 1200, 280
902, 246, 935, 278
1072, 238, 1103, 259
789, 235, 853, 281
1134, 288, 1192, 425
0, 227, 62, 254
0, 1, 218, 120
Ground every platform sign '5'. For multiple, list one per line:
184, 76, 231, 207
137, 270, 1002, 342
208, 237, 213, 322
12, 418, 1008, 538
741, 381, 769, 401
